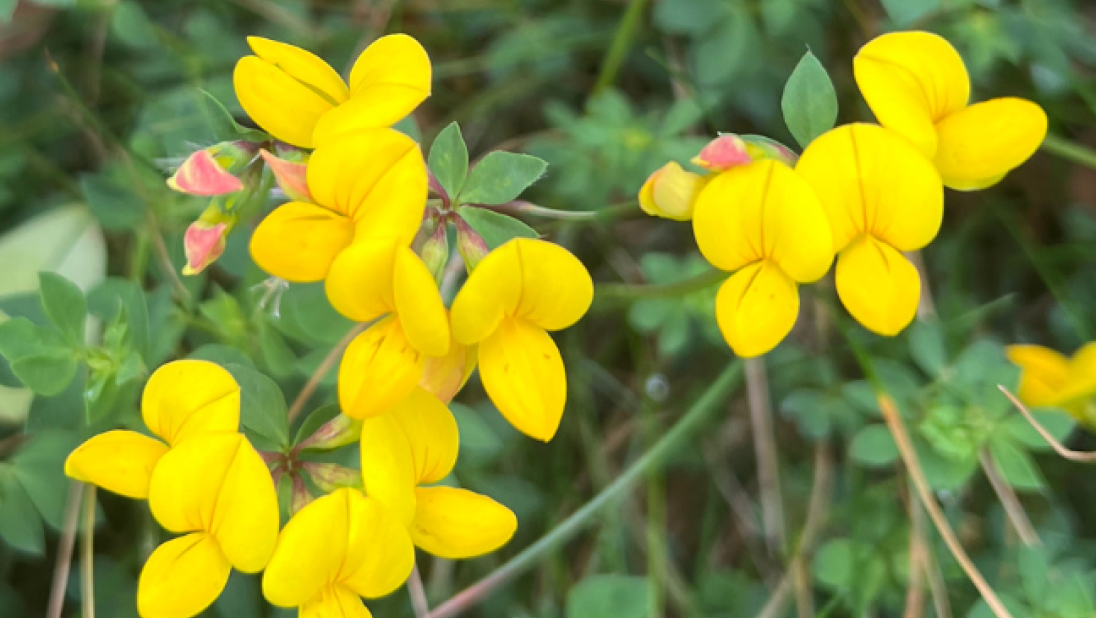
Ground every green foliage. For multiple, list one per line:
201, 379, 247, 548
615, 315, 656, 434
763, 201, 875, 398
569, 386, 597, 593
457, 206, 539, 250
565, 574, 651, 618
460, 151, 548, 206
428, 122, 470, 200
781, 50, 838, 149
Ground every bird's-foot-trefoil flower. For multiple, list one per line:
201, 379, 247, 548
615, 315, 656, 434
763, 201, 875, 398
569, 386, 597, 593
259, 144, 311, 202
692, 159, 833, 357
854, 30, 1047, 190
359, 387, 517, 558
692, 134, 798, 172
450, 238, 594, 441
249, 128, 427, 284
262, 488, 415, 618
167, 141, 257, 196
327, 238, 450, 418
234, 35, 431, 149
639, 162, 707, 221
184, 203, 239, 276
1008, 343, 1096, 427
796, 123, 943, 336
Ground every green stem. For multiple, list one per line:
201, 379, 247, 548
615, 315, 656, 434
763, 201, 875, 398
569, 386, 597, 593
1041, 133, 1096, 170
427, 361, 743, 618
491, 200, 638, 222
81, 486, 96, 618
596, 268, 726, 302
593, 0, 651, 94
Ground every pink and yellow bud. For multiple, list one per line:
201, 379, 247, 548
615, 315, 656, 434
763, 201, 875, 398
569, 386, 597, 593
455, 214, 491, 271
295, 413, 362, 452
302, 462, 363, 493
692, 134, 799, 172
639, 162, 706, 221
259, 146, 311, 203
167, 141, 255, 196
183, 221, 228, 276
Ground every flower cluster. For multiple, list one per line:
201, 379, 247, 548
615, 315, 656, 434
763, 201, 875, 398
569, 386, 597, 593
68, 33, 594, 618
639, 30, 1047, 358
1008, 343, 1096, 427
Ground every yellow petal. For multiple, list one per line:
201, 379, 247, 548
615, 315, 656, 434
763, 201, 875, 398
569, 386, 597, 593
338, 317, 424, 420
137, 533, 231, 618
358, 412, 418, 527
337, 493, 416, 599
478, 317, 566, 441
835, 236, 921, 336
300, 586, 374, 618
713, 261, 799, 358
393, 246, 450, 357
250, 202, 355, 283
1061, 343, 1096, 406
638, 162, 705, 221
853, 31, 970, 157
64, 430, 168, 499
933, 98, 1047, 191
796, 123, 944, 252
247, 37, 349, 105
391, 388, 460, 484
450, 239, 593, 345
307, 128, 427, 243
693, 160, 833, 282
311, 34, 431, 145
1006, 344, 1070, 408
410, 486, 517, 559
420, 336, 477, 403
141, 360, 240, 447
148, 434, 279, 573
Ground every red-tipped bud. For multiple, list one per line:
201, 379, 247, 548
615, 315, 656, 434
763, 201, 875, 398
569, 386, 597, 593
692, 135, 752, 171
182, 221, 227, 276
260, 148, 311, 203
455, 213, 491, 272
302, 462, 362, 494
167, 141, 256, 196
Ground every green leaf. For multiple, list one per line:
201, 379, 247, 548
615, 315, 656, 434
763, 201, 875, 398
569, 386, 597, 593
80, 172, 147, 231
879, 0, 940, 27
1000, 410, 1074, 452
11, 431, 80, 529
11, 351, 78, 396
110, 1, 159, 49
459, 151, 548, 205
199, 90, 271, 143
0, 468, 44, 555
428, 122, 469, 199
0, 317, 45, 361
849, 424, 900, 467
457, 206, 539, 250
188, 344, 254, 369
781, 50, 838, 149
566, 575, 651, 618
908, 319, 946, 376
293, 403, 341, 445
451, 402, 504, 464
38, 272, 87, 346
813, 539, 857, 590
989, 438, 1045, 491
258, 322, 297, 379
224, 364, 290, 450
88, 278, 151, 361
0, 0, 17, 23
653, 0, 726, 34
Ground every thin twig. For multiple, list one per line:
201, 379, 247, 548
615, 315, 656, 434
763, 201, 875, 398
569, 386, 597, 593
878, 395, 1016, 618
81, 486, 97, 618
286, 323, 367, 423
46, 482, 85, 618
745, 357, 785, 556
998, 385, 1096, 462
904, 488, 927, 618
409, 564, 431, 618
979, 449, 1041, 546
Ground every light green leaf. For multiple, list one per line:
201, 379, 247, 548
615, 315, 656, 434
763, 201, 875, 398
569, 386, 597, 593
38, 272, 87, 347
849, 424, 900, 467
199, 90, 271, 143
908, 319, 946, 376
80, 172, 147, 232
989, 438, 1045, 492
879, 0, 940, 27
0, 468, 44, 555
11, 351, 78, 397
1000, 410, 1074, 452
11, 431, 79, 529
459, 151, 548, 205
451, 402, 504, 463
0, 317, 48, 361
457, 206, 539, 250
781, 50, 838, 149
223, 363, 290, 450
428, 122, 469, 200
0, 0, 16, 23
110, 1, 159, 49
566, 574, 651, 618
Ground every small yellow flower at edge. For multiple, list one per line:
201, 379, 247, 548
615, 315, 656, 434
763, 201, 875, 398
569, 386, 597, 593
639, 161, 707, 221
450, 238, 595, 442
854, 30, 1047, 191
233, 34, 431, 149
1007, 343, 1096, 426
692, 159, 833, 358
796, 123, 944, 337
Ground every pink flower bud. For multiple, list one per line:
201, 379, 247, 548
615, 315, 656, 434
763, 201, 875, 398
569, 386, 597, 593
260, 148, 312, 203
295, 413, 362, 452
692, 135, 752, 171
455, 214, 491, 271
182, 221, 228, 276
302, 462, 362, 494
167, 145, 249, 196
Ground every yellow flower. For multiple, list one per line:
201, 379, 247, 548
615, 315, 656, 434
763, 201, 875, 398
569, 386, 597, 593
64, 360, 241, 498
796, 123, 943, 336
249, 128, 427, 284
1007, 343, 1096, 425
854, 30, 1047, 191
359, 388, 518, 558
328, 238, 450, 419
638, 161, 707, 221
691, 160, 833, 357
450, 238, 594, 441
262, 488, 415, 618
64, 361, 279, 618
234, 35, 431, 149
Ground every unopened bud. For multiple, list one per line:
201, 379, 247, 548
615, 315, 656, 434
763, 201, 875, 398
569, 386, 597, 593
638, 162, 706, 221
418, 218, 449, 283
167, 141, 256, 196
290, 474, 313, 515
455, 214, 491, 272
302, 462, 362, 494
260, 146, 311, 202
183, 221, 228, 276
692, 135, 752, 171
296, 413, 362, 451
739, 134, 798, 166
420, 336, 477, 403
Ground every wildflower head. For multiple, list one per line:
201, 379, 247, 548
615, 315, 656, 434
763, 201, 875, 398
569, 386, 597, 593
450, 238, 594, 441
692, 160, 833, 357
234, 35, 431, 149
1007, 343, 1096, 423
796, 123, 943, 336
639, 161, 706, 221
167, 141, 255, 196
854, 30, 1047, 190
692, 134, 798, 172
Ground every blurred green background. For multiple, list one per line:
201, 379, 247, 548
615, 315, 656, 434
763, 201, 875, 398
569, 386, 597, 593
2, 0, 1096, 617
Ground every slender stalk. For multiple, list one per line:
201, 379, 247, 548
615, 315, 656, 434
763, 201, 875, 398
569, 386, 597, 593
878, 395, 1016, 618
408, 564, 431, 618
979, 450, 1041, 546
81, 486, 97, 618
925, 546, 954, 618
594, 0, 651, 94
485, 200, 638, 222
428, 362, 743, 618
1041, 133, 1096, 170
745, 357, 785, 556
47, 482, 85, 618
998, 386, 1096, 462
904, 489, 927, 618
596, 268, 725, 302
286, 323, 367, 423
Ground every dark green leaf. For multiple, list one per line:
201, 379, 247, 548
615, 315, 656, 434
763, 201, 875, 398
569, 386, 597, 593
80, 173, 147, 231
652, 0, 726, 34
781, 50, 838, 148
110, 1, 159, 49
38, 272, 87, 346
188, 344, 254, 369
12, 351, 78, 396
566, 574, 651, 618
0, 469, 44, 555
88, 278, 151, 361
11, 431, 79, 529
258, 323, 297, 379
849, 424, 899, 467
989, 438, 1045, 491
1000, 410, 1074, 452
428, 122, 469, 199
451, 402, 504, 464
293, 403, 341, 445
199, 90, 271, 143
879, 0, 940, 27
457, 206, 539, 250
459, 151, 548, 205
224, 363, 290, 450
908, 319, 946, 376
